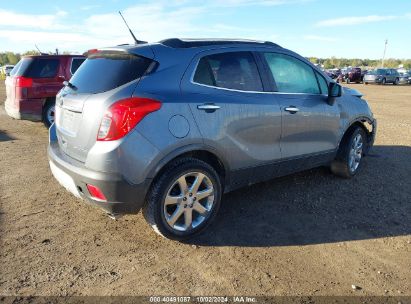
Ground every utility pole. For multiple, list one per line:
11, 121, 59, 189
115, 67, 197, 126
381, 39, 388, 67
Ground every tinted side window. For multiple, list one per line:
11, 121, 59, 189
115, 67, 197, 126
10, 58, 32, 77
193, 52, 263, 92
264, 53, 320, 94
315, 71, 328, 95
26, 59, 59, 78
70, 58, 85, 74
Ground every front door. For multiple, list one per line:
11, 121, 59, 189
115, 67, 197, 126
261, 52, 339, 159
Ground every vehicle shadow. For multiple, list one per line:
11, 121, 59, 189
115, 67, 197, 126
0, 130, 16, 142
188, 145, 411, 247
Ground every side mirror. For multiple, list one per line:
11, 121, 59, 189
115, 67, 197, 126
327, 82, 342, 105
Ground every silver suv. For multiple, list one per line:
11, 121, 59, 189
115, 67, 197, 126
48, 38, 377, 240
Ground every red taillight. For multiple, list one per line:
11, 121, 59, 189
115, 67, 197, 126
86, 184, 107, 201
97, 97, 161, 141
15, 76, 33, 88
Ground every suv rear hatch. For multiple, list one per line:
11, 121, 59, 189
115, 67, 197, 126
6, 57, 62, 102
55, 49, 154, 163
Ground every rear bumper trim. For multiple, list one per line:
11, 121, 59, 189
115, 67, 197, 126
48, 140, 151, 215
4, 98, 43, 121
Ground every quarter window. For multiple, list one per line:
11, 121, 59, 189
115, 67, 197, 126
264, 53, 320, 94
193, 52, 263, 92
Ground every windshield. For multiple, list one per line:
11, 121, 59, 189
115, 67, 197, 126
68, 51, 153, 94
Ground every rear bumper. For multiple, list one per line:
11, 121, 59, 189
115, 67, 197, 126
4, 97, 43, 121
48, 126, 151, 215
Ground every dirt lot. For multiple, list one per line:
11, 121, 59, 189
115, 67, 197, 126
0, 82, 410, 297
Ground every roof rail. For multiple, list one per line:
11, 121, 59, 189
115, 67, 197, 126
159, 38, 281, 48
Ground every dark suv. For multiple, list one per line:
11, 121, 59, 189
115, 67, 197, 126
363, 68, 400, 85
5, 55, 85, 126
345, 67, 362, 83
48, 39, 376, 240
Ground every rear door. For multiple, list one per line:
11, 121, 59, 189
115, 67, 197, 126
261, 52, 340, 159
181, 49, 282, 185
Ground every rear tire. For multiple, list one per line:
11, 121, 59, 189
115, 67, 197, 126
331, 127, 366, 178
143, 157, 222, 241
42, 101, 55, 128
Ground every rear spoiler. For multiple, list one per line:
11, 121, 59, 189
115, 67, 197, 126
83, 45, 155, 60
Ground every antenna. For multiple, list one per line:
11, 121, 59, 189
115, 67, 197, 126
118, 11, 147, 45
35, 44, 42, 54
381, 39, 388, 67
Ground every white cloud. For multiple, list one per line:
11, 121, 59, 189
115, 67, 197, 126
316, 15, 398, 27
0, 0, 297, 53
304, 35, 338, 42
0, 9, 67, 30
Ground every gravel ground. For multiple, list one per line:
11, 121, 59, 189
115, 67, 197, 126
0, 82, 410, 297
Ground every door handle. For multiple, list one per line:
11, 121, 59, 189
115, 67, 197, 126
284, 106, 299, 114
197, 104, 221, 112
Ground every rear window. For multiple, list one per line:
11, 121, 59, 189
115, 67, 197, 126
70, 58, 85, 74
25, 59, 59, 78
68, 51, 153, 94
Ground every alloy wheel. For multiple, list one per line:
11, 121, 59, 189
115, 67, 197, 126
349, 134, 363, 173
163, 172, 215, 232
47, 105, 55, 125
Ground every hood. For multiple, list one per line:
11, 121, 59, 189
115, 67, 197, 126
343, 87, 363, 98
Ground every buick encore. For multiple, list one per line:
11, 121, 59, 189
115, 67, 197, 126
48, 38, 377, 240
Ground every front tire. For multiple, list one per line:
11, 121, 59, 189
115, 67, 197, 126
42, 101, 55, 128
331, 127, 366, 178
394, 78, 399, 85
143, 157, 222, 241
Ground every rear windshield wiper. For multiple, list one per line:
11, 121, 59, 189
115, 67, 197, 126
63, 80, 77, 91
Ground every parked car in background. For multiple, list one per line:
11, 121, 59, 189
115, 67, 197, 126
345, 67, 362, 83
398, 71, 410, 84
4, 54, 85, 126
363, 68, 400, 85
361, 69, 368, 80
48, 38, 376, 240
2, 65, 15, 76
325, 69, 340, 80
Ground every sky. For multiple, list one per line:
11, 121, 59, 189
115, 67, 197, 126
0, 0, 410, 59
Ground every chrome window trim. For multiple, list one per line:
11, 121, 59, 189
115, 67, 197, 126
189, 52, 328, 97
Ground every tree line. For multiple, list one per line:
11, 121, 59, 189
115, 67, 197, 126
307, 57, 411, 70
1, 51, 410, 70
0, 50, 72, 66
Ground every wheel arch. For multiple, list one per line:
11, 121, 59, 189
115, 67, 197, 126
147, 144, 229, 190
338, 116, 376, 155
